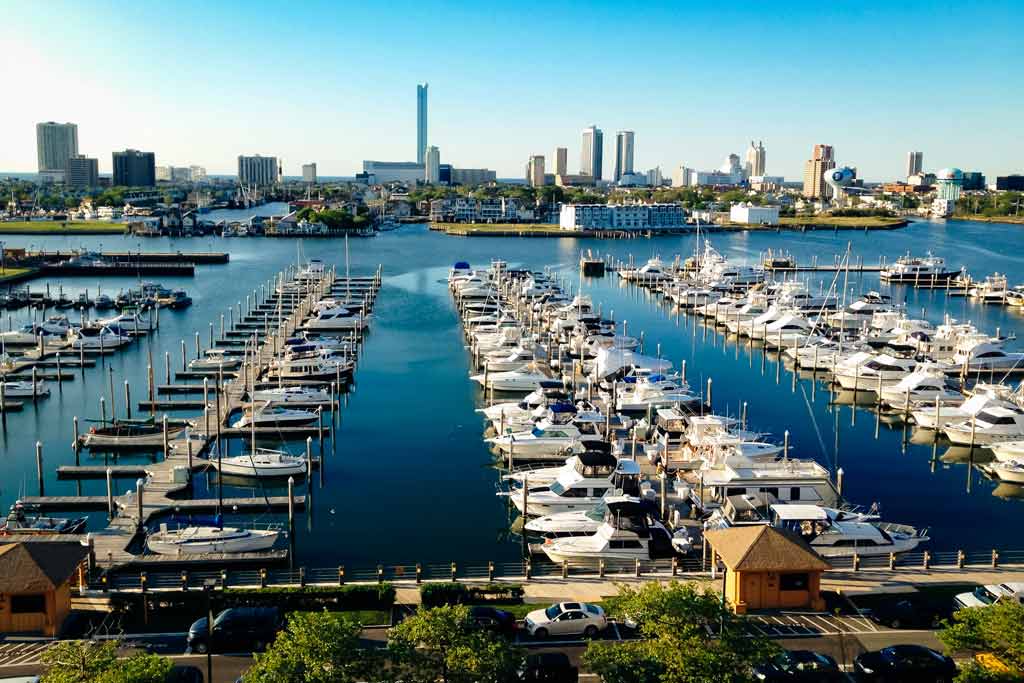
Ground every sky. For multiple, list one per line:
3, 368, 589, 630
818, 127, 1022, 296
2, 0, 1022, 181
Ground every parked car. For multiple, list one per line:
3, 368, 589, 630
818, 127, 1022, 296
187, 607, 283, 654
518, 653, 579, 682
753, 650, 846, 681
853, 645, 956, 682
863, 598, 944, 629
954, 582, 1024, 610
523, 602, 606, 639
470, 606, 517, 637
164, 666, 204, 683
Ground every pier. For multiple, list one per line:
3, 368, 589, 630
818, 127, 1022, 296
18, 260, 382, 572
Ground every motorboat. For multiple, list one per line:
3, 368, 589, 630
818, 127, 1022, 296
943, 405, 1024, 446
911, 386, 1019, 430
80, 418, 189, 449
487, 416, 603, 458
952, 341, 1024, 372
213, 449, 307, 477
0, 380, 49, 398
524, 495, 651, 537
96, 311, 152, 334
0, 316, 71, 345
146, 523, 280, 555
612, 374, 698, 412
691, 456, 839, 513
94, 293, 115, 310
68, 325, 133, 350
825, 292, 895, 331
834, 353, 917, 390
968, 273, 1010, 303
880, 253, 960, 283
617, 257, 672, 283
502, 458, 642, 515
159, 290, 193, 309
878, 365, 963, 408
471, 364, 557, 392
503, 450, 621, 486
540, 498, 681, 563
448, 261, 473, 283
249, 386, 332, 405
304, 305, 371, 331
770, 504, 928, 558
760, 314, 818, 350
989, 440, 1024, 463
236, 403, 319, 428
0, 502, 86, 535
483, 345, 537, 373
989, 459, 1024, 484
267, 356, 354, 382
190, 349, 243, 371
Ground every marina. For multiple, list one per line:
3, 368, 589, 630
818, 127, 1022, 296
0, 218, 1021, 580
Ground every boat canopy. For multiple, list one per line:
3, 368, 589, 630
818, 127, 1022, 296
770, 504, 828, 521
453, 261, 471, 270
548, 402, 577, 414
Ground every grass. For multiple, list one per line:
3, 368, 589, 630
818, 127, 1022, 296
952, 214, 1024, 225
0, 220, 127, 234
434, 222, 566, 235
777, 215, 908, 228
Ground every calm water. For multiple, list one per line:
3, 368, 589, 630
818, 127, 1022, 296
0, 218, 1022, 568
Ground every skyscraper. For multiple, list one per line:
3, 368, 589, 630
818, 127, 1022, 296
302, 163, 317, 183
417, 83, 428, 165
425, 146, 441, 184
802, 144, 836, 199
36, 121, 79, 175
528, 155, 545, 187
237, 155, 280, 187
65, 155, 98, 188
112, 149, 156, 187
906, 151, 923, 178
745, 140, 766, 177
580, 125, 603, 180
554, 147, 567, 177
614, 131, 635, 182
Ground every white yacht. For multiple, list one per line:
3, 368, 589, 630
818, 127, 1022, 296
911, 386, 1019, 430
968, 273, 1010, 303
880, 253, 959, 283
249, 386, 332, 405
68, 325, 133, 350
834, 353, 917, 390
236, 403, 319, 428
524, 496, 651, 537
189, 349, 242, 371
770, 504, 927, 558
146, 524, 280, 555
483, 346, 537, 372
471, 364, 556, 392
0, 316, 71, 345
304, 305, 370, 331
540, 499, 680, 564
267, 356, 353, 382
503, 450, 621, 486
953, 342, 1024, 372
989, 440, 1024, 463
878, 366, 963, 407
693, 456, 839, 513
487, 417, 602, 458
943, 405, 1024, 446
96, 311, 152, 335
826, 292, 895, 331
214, 449, 307, 477
618, 258, 671, 283
503, 458, 642, 515
760, 314, 818, 350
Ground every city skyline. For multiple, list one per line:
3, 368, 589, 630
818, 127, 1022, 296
2, 1, 1022, 181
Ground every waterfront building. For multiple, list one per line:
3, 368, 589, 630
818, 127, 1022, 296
907, 172, 936, 187
672, 164, 692, 188
961, 171, 985, 191
157, 166, 193, 182
692, 170, 740, 187
618, 172, 648, 187
429, 196, 525, 222
190, 165, 208, 182
449, 167, 496, 185
749, 175, 785, 191
555, 173, 596, 188
64, 155, 98, 188
237, 155, 280, 187
730, 202, 780, 225
995, 175, 1024, 191
745, 141, 766, 177
36, 121, 78, 179
113, 149, 156, 187
362, 161, 424, 185
646, 167, 663, 187
906, 151, 923, 178
553, 147, 568, 177
613, 130, 635, 182
528, 155, 546, 187
302, 163, 317, 183
802, 144, 836, 199
417, 83, 428, 164
425, 146, 441, 184
580, 125, 603, 179
935, 168, 963, 201
559, 202, 686, 231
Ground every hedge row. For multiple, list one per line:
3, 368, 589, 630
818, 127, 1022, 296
420, 583, 524, 608
222, 583, 395, 610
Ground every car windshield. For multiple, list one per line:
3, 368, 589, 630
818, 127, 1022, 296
584, 604, 600, 615
974, 586, 999, 604
544, 605, 560, 620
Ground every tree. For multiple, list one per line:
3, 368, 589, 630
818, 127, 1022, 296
939, 601, 1024, 678
387, 605, 521, 683
40, 640, 172, 683
245, 611, 378, 683
584, 581, 777, 683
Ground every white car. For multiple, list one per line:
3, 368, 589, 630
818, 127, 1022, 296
954, 582, 1024, 610
523, 602, 607, 639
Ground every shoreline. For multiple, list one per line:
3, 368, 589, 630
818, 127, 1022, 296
0, 221, 127, 235
431, 217, 909, 238
950, 215, 1024, 225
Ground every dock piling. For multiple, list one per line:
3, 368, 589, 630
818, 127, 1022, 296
125, 382, 132, 420
106, 468, 113, 518
35, 442, 43, 496
135, 478, 144, 530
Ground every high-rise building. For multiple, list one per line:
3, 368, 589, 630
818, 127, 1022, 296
190, 165, 207, 182
614, 131, 635, 182
425, 146, 441, 184
302, 163, 318, 183
528, 155, 546, 188
65, 155, 98, 188
36, 122, 79, 176
580, 125, 603, 180
745, 140, 766, 177
553, 147, 567, 177
671, 164, 692, 188
646, 167, 663, 187
417, 83, 428, 165
802, 144, 836, 199
906, 151, 923, 178
237, 155, 280, 187
112, 149, 156, 187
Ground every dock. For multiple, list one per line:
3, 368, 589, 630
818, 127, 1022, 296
24, 262, 382, 571
27, 250, 229, 264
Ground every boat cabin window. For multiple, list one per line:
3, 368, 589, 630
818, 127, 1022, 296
975, 351, 1005, 358
790, 487, 801, 501
609, 540, 644, 549
977, 412, 1020, 425
779, 573, 809, 591
591, 487, 607, 498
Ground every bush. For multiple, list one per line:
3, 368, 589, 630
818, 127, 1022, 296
420, 582, 524, 607
223, 583, 395, 611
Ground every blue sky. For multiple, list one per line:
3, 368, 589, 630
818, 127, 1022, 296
2, 0, 1022, 180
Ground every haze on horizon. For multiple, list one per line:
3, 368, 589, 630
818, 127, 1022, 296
1, 0, 1022, 182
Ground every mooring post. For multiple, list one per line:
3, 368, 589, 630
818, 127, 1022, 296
35, 441, 43, 496
56, 353, 62, 389
100, 396, 107, 426
106, 468, 114, 519
73, 416, 80, 465
162, 415, 169, 461
165, 351, 171, 384
124, 381, 132, 420
287, 476, 295, 531
135, 478, 144, 530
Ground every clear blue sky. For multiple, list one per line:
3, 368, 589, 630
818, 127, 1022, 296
2, 0, 1022, 181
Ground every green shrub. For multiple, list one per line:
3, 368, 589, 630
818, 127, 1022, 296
420, 582, 523, 607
